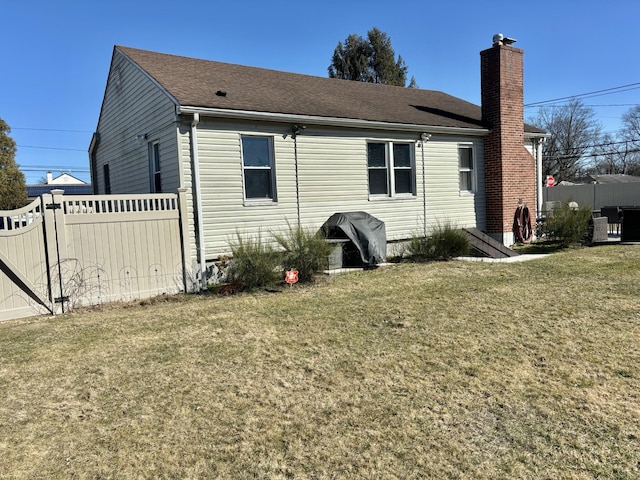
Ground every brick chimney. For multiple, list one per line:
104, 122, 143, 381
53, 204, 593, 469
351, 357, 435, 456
481, 34, 536, 246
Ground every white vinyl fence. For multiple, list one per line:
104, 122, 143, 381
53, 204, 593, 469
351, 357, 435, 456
0, 189, 192, 322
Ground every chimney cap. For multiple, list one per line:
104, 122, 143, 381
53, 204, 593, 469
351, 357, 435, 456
492, 33, 517, 46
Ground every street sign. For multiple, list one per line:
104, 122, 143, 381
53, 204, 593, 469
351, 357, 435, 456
546, 175, 555, 187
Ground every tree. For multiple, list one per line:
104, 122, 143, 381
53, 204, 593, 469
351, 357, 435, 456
328, 27, 412, 87
591, 106, 640, 176
619, 105, 640, 175
0, 117, 28, 210
529, 99, 601, 181
591, 134, 640, 176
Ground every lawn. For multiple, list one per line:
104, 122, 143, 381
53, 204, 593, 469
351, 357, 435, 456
1, 246, 639, 479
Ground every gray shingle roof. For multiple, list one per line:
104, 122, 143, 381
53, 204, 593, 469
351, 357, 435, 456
590, 174, 640, 184
117, 46, 544, 134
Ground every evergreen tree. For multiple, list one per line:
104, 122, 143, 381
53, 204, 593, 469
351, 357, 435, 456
328, 28, 411, 87
0, 117, 28, 210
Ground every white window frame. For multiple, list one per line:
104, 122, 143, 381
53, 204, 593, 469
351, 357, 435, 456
149, 141, 161, 193
240, 135, 277, 203
458, 144, 475, 194
367, 141, 416, 198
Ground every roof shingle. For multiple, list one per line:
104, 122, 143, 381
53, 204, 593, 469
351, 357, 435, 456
117, 46, 544, 134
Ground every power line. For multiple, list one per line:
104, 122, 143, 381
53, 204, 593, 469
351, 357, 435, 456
525, 82, 640, 107
583, 104, 640, 107
540, 139, 640, 160
526, 103, 640, 109
17, 144, 86, 152
12, 127, 93, 133
544, 147, 640, 161
21, 167, 90, 172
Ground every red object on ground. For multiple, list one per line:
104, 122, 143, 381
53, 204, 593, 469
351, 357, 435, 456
285, 270, 299, 285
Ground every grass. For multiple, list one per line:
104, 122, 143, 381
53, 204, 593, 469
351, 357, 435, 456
1, 246, 640, 479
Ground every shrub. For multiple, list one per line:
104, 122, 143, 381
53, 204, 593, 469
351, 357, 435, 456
228, 231, 281, 290
273, 222, 331, 283
406, 235, 432, 261
407, 222, 470, 261
542, 202, 592, 247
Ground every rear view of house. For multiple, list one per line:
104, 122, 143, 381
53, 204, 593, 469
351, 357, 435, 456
90, 35, 546, 283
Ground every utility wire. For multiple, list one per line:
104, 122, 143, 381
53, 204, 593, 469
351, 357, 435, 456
21, 167, 90, 172
544, 138, 640, 154
541, 139, 640, 161
525, 82, 640, 107
12, 127, 93, 133
17, 144, 86, 152
544, 147, 640, 160
526, 103, 640, 109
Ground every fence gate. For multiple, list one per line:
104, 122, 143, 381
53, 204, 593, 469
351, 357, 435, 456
0, 198, 54, 321
0, 189, 191, 322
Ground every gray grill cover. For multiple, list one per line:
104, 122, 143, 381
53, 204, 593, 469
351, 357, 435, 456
320, 212, 386, 266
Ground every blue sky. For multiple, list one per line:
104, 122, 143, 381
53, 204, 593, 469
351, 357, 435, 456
3, 0, 639, 184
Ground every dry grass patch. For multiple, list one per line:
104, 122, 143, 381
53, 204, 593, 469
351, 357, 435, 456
1, 246, 640, 478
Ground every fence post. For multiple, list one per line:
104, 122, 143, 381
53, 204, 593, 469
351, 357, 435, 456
177, 188, 194, 292
42, 193, 58, 314
45, 190, 69, 313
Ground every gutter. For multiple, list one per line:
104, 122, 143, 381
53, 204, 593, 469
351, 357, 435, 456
190, 113, 207, 290
176, 106, 490, 137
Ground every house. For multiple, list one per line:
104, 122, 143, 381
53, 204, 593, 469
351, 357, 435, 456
587, 174, 640, 184
26, 171, 93, 199
90, 35, 547, 283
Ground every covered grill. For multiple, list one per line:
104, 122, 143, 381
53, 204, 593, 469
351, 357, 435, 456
320, 212, 386, 268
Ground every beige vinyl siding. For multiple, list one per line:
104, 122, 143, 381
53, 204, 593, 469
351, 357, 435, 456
296, 129, 485, 241
296, 128, 418, 240
177, 123, 198, 262
186, 120, 299, 258
187, 121, 486, 258
424, 136, 485, 231
94, 50, 179, 195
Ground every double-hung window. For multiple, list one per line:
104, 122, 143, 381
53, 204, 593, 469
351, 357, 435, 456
241, 135, 276, 201
367, 141, 415, 197
458, 145, 474, 193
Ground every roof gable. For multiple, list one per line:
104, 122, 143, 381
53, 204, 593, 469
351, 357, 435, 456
116, 46, 544, 134
48, 172, 87, 185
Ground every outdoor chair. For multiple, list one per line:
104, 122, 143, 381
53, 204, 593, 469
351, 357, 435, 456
600, 206, 621, 235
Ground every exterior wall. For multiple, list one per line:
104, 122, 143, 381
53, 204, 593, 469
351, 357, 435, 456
181, 118, 486, 259
93, 50, 180, 195
481, 44, 536, 245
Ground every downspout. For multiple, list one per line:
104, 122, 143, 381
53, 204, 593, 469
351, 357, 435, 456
291, 124, 304, 228
190, 113, 207, 290
420, 133, 431, 236
535, 137, 545, 216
